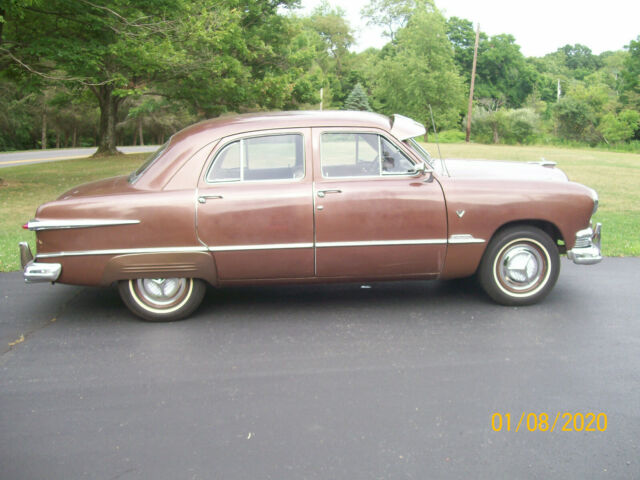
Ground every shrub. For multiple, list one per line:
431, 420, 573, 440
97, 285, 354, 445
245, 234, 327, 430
436, 129, 466, 143
469, 107, 540, 144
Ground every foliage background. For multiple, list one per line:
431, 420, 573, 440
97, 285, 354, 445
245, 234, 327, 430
0, 0, 638, 151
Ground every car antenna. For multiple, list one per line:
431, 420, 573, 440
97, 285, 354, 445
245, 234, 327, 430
428, 104, 450, 177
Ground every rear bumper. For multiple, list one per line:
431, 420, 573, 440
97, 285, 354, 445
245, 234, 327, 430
19, 242, 62, 283
567, 223, 602, 265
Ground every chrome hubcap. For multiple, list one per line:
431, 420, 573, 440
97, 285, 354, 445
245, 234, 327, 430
136, 278, 187, 306
499, 245, 544, 291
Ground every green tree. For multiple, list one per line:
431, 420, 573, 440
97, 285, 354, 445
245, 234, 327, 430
475, 34, 538, 108
553, 96, 599, 143
343, 83, 371, 111
361, 0, 417, 41
557, 44, 602, 80
621, 35, 640, 110
293, 2, 357, 108
2, 0, 308, 155
1, 0, 191, 155
373, 1, 466, 130
445, 16, 487, 84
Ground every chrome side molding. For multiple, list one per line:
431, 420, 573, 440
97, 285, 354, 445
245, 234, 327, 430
448, 234, 485, 244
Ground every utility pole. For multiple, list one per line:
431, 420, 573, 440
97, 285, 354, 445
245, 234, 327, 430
320, 88, 324, 111
465, 23, 480, 143
557, 79, 561, 101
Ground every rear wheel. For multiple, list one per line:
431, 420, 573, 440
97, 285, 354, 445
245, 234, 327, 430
478, 226, 560, 306
118, 277, 206, 321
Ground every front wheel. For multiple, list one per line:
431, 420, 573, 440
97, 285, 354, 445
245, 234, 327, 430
478, 226, 560, 306
118, 277, 206, 321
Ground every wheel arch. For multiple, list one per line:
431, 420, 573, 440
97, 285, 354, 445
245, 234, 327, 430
486, 219, 565, 258
101, 251, 218, 286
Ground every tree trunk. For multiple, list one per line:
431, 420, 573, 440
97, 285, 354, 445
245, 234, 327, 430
492, 123, 499, 144
92, 85, 123, 156
41, 110, 47, 150
56, 132, 60, 149
73, 127, 77, 147
138, 117, 144, 146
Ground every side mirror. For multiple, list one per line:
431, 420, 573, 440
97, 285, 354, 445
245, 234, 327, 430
409, 162, 428, 176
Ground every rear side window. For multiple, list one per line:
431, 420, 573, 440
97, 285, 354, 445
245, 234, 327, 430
206, 134, 304, 183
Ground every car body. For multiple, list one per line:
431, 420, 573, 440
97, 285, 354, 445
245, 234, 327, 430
19, 111, 602, 321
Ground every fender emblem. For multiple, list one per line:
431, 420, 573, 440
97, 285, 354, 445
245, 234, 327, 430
456, 209, 466, 218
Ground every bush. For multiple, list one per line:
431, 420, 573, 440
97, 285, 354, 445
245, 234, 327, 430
436, 129, 466, 143
500, 108, 539, 144
469, 107, 540, 144
597, 110, 640, 144
553, 97, 600, 145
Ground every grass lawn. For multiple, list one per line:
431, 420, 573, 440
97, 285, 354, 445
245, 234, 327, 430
0, 143, 638, 272
0, 154, 147, 272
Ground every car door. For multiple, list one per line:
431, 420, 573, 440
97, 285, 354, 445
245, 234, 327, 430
196, 129, 314, 281
313, 128, 448, 278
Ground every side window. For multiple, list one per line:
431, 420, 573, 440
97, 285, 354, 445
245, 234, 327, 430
208, 141, 240, 182
321, 133, 414, 178
206, 134, 304, 183
321, 133, 379, 177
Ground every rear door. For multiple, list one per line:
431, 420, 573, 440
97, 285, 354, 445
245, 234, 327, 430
196, 129, 314, 280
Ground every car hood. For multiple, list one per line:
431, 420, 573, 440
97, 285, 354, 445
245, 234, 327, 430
57, 175, 137, 200
441, 159, 569, 182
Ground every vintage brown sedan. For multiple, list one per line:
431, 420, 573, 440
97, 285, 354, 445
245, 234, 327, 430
19, 111, 602, 321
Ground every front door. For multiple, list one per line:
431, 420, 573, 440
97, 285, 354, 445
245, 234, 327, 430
196, 129, 314, 280
313, 128, 448, 278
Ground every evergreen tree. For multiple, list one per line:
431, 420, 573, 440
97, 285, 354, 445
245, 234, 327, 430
343, 83, 372, 111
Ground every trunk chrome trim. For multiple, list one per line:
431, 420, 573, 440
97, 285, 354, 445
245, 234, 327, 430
27, 219, 140, 231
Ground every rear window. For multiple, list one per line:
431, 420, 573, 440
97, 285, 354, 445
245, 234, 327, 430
128, 143, 168, 183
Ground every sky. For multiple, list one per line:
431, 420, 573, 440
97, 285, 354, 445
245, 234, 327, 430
297, 0, 640, 57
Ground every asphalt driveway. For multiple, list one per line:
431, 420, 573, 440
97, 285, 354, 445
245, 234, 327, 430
1, 258, 639, 479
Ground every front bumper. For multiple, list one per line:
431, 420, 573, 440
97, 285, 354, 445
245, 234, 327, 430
19, 242, 62, 283
567, 223, 602, 265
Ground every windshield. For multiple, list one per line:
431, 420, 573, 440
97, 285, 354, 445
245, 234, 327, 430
128, 143, 168, 183
405, 138, 434, 168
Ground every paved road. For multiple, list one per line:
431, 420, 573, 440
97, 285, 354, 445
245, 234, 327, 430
0, 146, 159, 168
1, 258, 639, 479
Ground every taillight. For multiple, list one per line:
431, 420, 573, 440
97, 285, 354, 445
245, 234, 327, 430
22, 223, 29, 230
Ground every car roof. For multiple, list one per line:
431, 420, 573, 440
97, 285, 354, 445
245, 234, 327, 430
173, 110, 393, 142
136, 111, 425, 190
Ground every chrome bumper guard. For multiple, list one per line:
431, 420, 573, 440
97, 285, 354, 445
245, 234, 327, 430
19, 242, 62, 283
567, 223, 602, 265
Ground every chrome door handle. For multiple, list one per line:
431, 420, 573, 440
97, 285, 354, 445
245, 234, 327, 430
317, 189, 342, 198
198, 195, 223, 204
